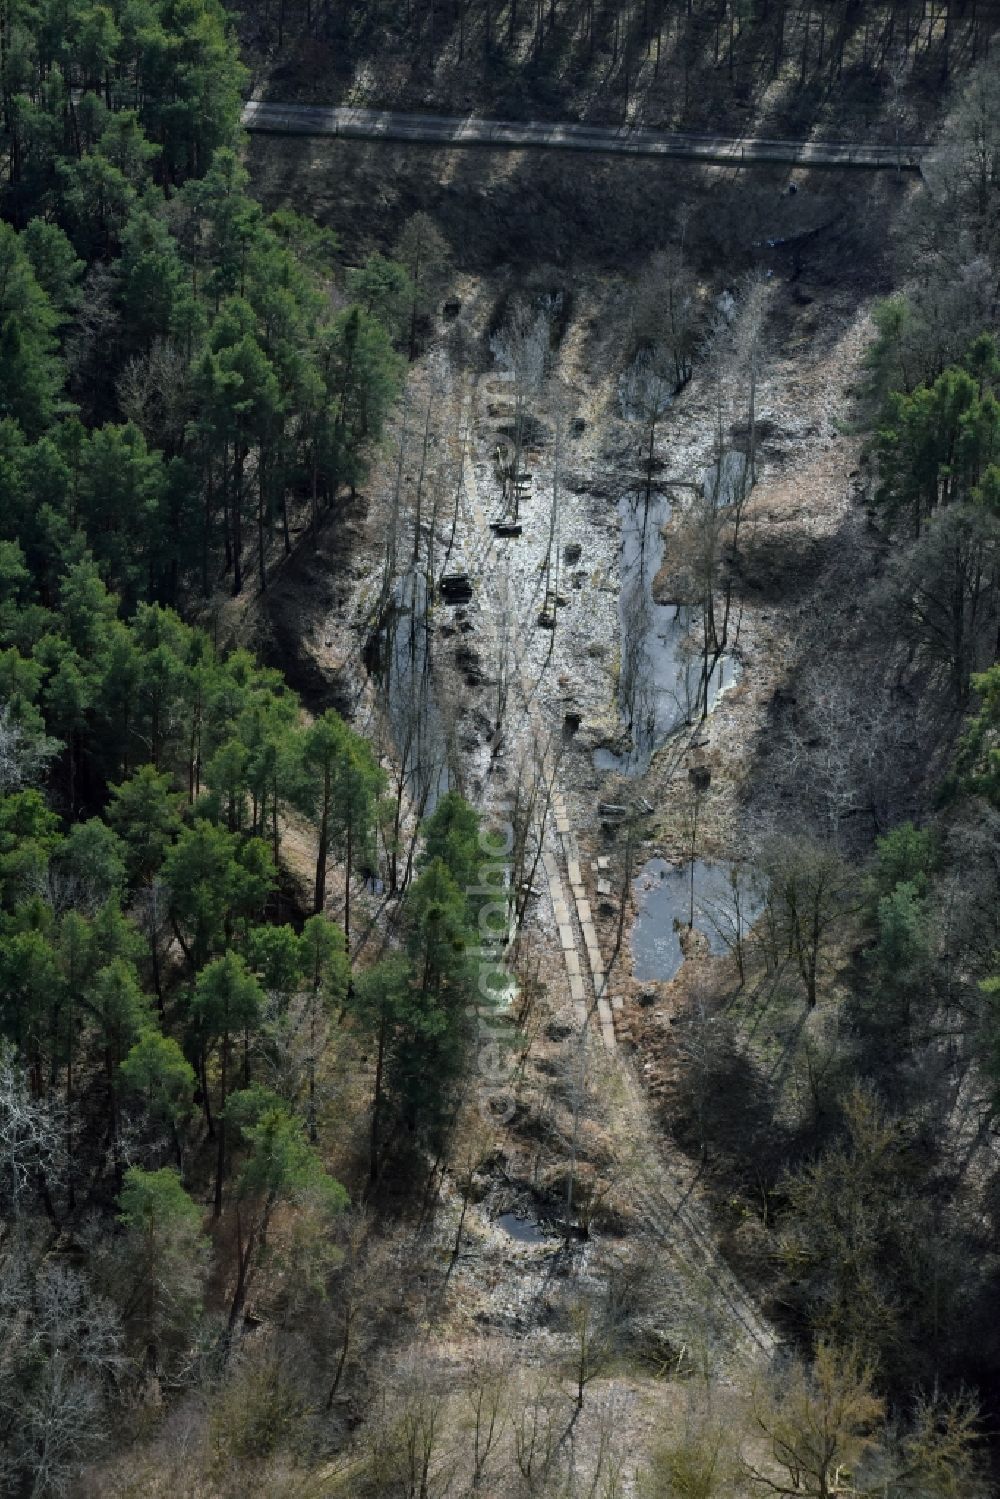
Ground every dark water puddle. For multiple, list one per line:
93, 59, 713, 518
498, 1212, 550, 1244
593, 490, 737, 777
702, 449, 749, 510
369, 568, 451, 814
631, 857, 764, 982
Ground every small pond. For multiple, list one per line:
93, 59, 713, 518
498, 1212, 551, 1244
702, 449, 749, 510
631, 857, 764, 983
593, 487, 738, 778
370, 568, 451, 815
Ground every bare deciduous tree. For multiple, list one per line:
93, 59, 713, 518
921, 59, 1000, 267
631, 246, 700, 391
755, 834, 857, 1008
490, 298, 550, 524
513, 1371, 564, 1492
0, 1253, 123, 1498
394, 213, 452, 362
359, 1354, 458, 1498
744, 1342, 883, 1499
888, 503, 1000, 710
619, 345, 673, 524
0, 1052, 65, 1215
464, 1344, 513, 1490
0, 703, 57, 795
640, 1395, 740, 1499
732, 271, 770, 495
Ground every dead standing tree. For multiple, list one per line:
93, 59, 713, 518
631, 244, 700, 393
767, 658, 923, 849
438, 378, 472, 584
665, 472, 731, 725
620, 344, 674, 528
618, 572, 655, 759
492, 575, 514, 746
508, 737, 561, 950
489, 297, 550, 525
673, 276, 770, 718
376, 560, 452, 894
692, 303, 741, 715
394, 212, 451, 363
732, 269, 770, 499
613, 347, 674, 758
375, 358, 464, 893
753, 832, 858, 1009
540, 388, 569, 645
374, 384, 411, 628
411, 351, 454, 577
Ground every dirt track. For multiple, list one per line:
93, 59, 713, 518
243, 100, 927, 170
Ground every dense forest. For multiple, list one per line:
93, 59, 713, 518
0, 1, 491, 1491
2, 0, 1000, 1495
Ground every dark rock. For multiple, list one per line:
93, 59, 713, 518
439, 573, 474, 604
456, 645, 484, 684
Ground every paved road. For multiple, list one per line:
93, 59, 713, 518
242, 100, 926, 171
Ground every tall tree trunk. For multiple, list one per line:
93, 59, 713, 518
65, 1027, 75, 1210
325, 1308, 352, 1407
257, 449, 268, 594
107, 1047, 121, 1189
232, 445, 244, 596
314, 765, 331, 914
369, 1007, 387, 1184
344, 817, 353, 946
227, 1203, 259, 1333
214, 1025, 228, 1217
272, 768, 280, 868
